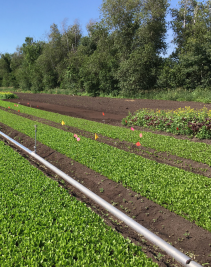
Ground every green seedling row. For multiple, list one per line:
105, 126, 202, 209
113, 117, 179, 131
0, 140, 156, 266
1, 109, 211, 232
1, 100, 211, 166
0, 92, 17, 100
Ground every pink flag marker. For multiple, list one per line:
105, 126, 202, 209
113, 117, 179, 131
74, 134, 78, 138
131, 127, 134, 131
77, 137, 80, 141
139, 133, 142, 138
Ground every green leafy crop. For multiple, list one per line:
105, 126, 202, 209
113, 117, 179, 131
0, 140, 156, 266
1, 100, 211, 166
0, 92, 17, 100
1, 109, 211, 233
123, 106, 211, 139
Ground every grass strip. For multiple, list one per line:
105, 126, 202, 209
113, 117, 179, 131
1, 109, 211, 232
1, 100, 211, 166
0, 140, 156, 266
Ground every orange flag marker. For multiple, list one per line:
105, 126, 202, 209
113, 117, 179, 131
136, 142, 141, 146
102, 112, 105, 116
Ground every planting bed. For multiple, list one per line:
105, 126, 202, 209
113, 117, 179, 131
0, 140, 157, 266
1, 93, 211, 266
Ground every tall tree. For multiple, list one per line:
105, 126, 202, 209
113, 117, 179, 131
166, 0, 211, 89
100, 0, 169, 95
0, 53, 12, 87
14, 37, 44, 90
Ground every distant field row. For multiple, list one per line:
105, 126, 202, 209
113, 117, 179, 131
0, 100, 210, 166
1, 108, 211, 232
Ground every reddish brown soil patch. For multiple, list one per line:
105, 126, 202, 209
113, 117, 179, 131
2, 92, 211, 266
7, 92, 211, 125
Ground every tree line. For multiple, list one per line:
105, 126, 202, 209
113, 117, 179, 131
1, 0, 211, 97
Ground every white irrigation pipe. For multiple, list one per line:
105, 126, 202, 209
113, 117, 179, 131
0, 131, 202, 267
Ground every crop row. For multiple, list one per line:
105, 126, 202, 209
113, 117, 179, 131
0, 140, 157, 266
1, 109, 211, 232
0, 92, 17, 100
0, 100, 211, 166
123, 106, 211, 139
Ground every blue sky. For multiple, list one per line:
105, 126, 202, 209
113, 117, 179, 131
0, 0, 202, 56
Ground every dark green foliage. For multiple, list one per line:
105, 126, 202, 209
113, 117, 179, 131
0, 0, 169, 95
101, 0, 169, 95
116, 46, 161, 95
0, 53, 13, 87
2, 0, 211, 96
158, 0, 211, 90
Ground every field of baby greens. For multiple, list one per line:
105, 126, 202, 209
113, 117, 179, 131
1, 100, 211, 166
0, 108, 211, 233
0, 140, 157, 266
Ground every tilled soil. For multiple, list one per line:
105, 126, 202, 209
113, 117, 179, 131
1, 92, 211, 266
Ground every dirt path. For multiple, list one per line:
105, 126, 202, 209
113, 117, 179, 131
7, 92, 211, 125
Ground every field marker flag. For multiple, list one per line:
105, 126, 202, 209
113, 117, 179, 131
139, 133, 143, 138
61, 120, 65, 126
131, 127, 134, 131
136, 142, 141, 146
95, 133, 99, 140
74, 134, 78, 138
102, 112, 105, 116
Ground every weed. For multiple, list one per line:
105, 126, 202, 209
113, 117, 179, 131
100, 188, 104, 193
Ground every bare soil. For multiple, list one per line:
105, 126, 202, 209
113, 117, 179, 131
1, 92, 211, 266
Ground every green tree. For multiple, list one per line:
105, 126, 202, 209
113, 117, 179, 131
0, 53, 12, 87
78, 22, 119, 96
163, 0, 211, 89
101, 0, 169, 95
14, 37, 44, 90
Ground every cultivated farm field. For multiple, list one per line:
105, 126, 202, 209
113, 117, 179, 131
1, 93, 211, 266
